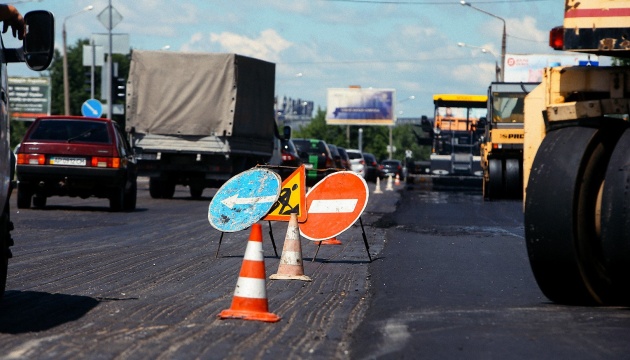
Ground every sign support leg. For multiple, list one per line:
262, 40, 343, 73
312, 241, 322, 262
359, 217, 372, 262
215, 232, 224, 259
268, 221, 279, 257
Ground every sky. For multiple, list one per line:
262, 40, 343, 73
5, 0, 613, 118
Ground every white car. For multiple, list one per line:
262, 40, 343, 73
345, 149, 365, 177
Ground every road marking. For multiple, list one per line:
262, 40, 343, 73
309, 199, 357, 214
221, 194, 277, 209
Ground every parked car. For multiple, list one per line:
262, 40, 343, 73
380, 159, 404, 179
337, 147, 351, 170
269, 136, 303, 179
362, 152, 380, 182
15, 116, 138, 212
292, 138, 335, 186
345, 148, 365, 178
327, 144, 344, 170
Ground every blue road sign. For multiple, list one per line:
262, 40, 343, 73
82, 99, 103, 117
208, 168, 281, 232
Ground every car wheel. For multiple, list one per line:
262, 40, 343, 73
123, 178, 137, 211
32, 195, 46, 208
109, 186, 125, 212
16, 185, 31, 209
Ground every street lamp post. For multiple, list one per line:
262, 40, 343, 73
457, 42, 500, 81
460, 1, 506, 82
390, 95, 415, 160
63, 5, 94, 115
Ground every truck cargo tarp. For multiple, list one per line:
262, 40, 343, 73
126, 51, 276, 138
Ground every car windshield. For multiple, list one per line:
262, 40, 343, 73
347, 152, 362, 160
293, 139, 327, 155
29, 120, 110, 144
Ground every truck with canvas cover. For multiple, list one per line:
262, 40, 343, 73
125, 51, 277, 199
523, 0, 630, 306
481, 82, 538, 200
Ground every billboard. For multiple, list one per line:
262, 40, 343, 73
8, 77, 51, 121
326, 88, 395, 126
504, 53, 598, 82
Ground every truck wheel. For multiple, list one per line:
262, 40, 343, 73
32, 195, 46, 208
487, 158, 504, 199
149, 178, 175, 199
600, 128, 630, 305
504, 158, 521, 199
189, 184, 203, 199
0, 200, 12, 299
525, 126, 620, 305
149, 177, 163, 199
17, 186, 32, 209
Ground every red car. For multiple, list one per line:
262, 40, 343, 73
15, 116, 138, 212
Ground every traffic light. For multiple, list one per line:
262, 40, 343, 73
112, 77, 126, 102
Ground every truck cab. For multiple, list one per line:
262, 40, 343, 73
0, 10, 55, 298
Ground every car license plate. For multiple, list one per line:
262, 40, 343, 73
50, 157, 86, 166
304, 163, 313, 170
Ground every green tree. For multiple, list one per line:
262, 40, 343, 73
293, 108, 430, 163
11, 39, 130, 147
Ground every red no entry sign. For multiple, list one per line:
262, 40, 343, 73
299, 171, 369, 241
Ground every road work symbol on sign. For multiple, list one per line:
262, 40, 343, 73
264, 165, 307, 222
299, 171, 369, 241
208, 168, 281, 233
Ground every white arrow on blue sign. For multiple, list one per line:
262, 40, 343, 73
81, 99, 103, 118
208, 168, 281, 232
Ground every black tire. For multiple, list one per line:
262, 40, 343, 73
109, 186, 124, 212
123, 179, 137, 211
149, 177, 175, 199
32, 195, 46, 208
149, 177, 163, 199
525, 126, 620, 305
504, 158, 522, 199
189, 184, 203, 199
600, 128, 630, 305
16, 185, 31, 209
487, 158, 503, 199
0, 200, 12, 300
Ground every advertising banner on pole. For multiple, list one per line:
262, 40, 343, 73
504, 53, 598, 82
8, 77, 51, 121
326, 88, 395, 126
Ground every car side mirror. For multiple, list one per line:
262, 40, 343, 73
283, 125, 292, 140
24, 11, 55, 71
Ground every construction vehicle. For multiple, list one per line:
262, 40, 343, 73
125, 51, 277, 199
0, 11, 55, 298
409, 94, 486, 188
481, 82, 538, 200
523, 0, 630, 305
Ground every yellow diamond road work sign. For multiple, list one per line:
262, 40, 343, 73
264, 165, 307, 222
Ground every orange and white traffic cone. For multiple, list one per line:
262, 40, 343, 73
218, 224, 280, 322
395, 173, 400, 186
374, 177, 383, 194
270, 213, 311, 281
385, 175, 394, 191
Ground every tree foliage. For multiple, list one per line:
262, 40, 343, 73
293, 107, 430, 162
11, 38, 130, 147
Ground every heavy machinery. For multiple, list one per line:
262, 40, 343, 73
481, 82, 538, 200
409, 94, 486, 188
523, 0, 630, 305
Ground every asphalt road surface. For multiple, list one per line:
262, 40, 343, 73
1, 178, 630, 359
